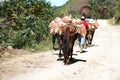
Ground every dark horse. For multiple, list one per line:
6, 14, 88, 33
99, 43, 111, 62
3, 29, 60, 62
61, 24, 78, 65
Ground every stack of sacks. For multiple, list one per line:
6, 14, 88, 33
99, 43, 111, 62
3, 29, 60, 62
72, 18, 81, 25
88, 19, 99, 29
49, 17, 66, 34
71, 18, 86, 37
49, 20, 57, 34
92, 20, 99, 29
76, 24, 87, 38
62, 16, 72, 23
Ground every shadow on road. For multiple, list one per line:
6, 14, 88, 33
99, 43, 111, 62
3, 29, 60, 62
76, 50, 88, 53
53, 53, 78, 57
57, 58, 87, 65
87, 44, 99, 47
70, 58, 87, 64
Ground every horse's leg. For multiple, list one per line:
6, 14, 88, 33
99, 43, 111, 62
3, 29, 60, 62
69, 43, 73, 61
66, 55, 70, 65
88, 34, 92, 46
84, 32, 88, 48
90, 30, 95, 45
58, 41, 62, 58
63, 27, 70, 64
57, 35, 62, 58
63, 47, 69, 65
64, 56, 68, 65
52, 34, 56, 49
69, 43, 74, 62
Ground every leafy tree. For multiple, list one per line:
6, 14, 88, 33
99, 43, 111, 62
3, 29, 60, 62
88, 0, 100, 19
88, 0, 120, 22
0, 0, 59, 48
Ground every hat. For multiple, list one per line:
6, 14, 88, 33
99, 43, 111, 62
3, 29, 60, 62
81, 16, 85, 20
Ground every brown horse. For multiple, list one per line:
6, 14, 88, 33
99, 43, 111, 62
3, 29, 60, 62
61, 23, 78, 65
86, 19, 99, 46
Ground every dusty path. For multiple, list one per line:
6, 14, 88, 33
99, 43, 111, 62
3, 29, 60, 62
0, 20, 120, 80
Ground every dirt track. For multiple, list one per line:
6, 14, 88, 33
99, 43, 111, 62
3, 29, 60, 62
0, 20, 120, 80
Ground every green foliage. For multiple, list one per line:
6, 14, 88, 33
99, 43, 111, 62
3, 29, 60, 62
112, 0, 120, 23
0, 0, 60, 49
88, 0, 120, 20
88, 0, 100, 19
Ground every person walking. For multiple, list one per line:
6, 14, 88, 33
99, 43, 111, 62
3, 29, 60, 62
78, 16, 89, 53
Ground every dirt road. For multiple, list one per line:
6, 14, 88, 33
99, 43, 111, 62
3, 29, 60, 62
0, 20, 120, 80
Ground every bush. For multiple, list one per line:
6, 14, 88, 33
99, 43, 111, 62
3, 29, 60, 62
0, 0, 59, 49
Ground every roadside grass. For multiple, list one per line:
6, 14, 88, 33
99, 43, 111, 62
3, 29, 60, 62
26, 39, 54, 52
109, 18, 120, 26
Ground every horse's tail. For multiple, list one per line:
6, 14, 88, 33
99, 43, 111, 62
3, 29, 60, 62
63, 27, 70, 57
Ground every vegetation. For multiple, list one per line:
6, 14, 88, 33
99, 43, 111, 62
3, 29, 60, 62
113, 0, 120, 24
0, 0, 60, 50
0, 0, 120, 51
57, 0, 120, 23
88, 0, 120, 23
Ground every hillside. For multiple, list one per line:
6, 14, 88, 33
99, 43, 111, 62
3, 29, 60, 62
69, 0, 89, 12
58, 0, 120, 21
58, 0, 89, 16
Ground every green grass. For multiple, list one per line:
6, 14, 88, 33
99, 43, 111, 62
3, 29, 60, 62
25, 37, 60, 53
34, 39, 53, 52
108, 18, 120, 26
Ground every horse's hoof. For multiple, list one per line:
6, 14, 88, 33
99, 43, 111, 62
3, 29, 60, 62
80, 49, 83, 53
59, 54, 62, 58
80, 51, 83, 53
84, 46, 87, 49
80, 50, 83, 53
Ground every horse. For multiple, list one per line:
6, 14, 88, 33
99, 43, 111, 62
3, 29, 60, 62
61, 23, 78, 65
86, 19, 99, 46
49, 17, 88, 61
49, 16, 72, 59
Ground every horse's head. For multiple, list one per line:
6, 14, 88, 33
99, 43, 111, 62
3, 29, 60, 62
88, 19, 99, 29
92, 20, 99, 29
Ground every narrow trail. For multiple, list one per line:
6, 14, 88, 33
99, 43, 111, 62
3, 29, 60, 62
0, 20, 120, 80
